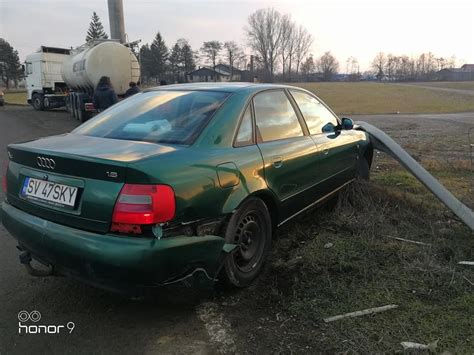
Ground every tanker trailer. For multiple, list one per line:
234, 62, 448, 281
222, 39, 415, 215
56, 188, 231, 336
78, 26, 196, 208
62, 41, 140, 122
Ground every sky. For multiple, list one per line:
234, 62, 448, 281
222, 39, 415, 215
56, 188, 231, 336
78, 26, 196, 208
1, 0, 473, 71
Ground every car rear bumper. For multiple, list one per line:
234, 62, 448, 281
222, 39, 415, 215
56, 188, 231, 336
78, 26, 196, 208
1, 201, 226, 293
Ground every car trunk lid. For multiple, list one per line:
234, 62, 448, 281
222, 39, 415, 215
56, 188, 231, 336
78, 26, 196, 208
6, 134, 179, 234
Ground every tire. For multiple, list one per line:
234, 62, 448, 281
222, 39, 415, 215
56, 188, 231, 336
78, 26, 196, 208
32, 94, 44, 111
65, 96, 72, 113
71, 94, 78, 119
222, 197, 272, 287
77, 106, 86, 122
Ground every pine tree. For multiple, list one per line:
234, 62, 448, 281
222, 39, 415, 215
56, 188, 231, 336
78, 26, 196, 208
85, 12, 109, 43
150, 32, 168, 81
168, 39, 196, 83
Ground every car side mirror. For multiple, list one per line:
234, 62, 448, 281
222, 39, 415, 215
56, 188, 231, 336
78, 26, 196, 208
322, 122, 336, 133
341, 117, 354, 130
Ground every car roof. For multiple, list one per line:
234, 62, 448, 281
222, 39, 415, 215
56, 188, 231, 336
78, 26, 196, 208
144, 82, 301, 94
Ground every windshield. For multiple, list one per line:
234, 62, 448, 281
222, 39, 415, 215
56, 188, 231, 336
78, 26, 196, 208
73, 90, 230, 145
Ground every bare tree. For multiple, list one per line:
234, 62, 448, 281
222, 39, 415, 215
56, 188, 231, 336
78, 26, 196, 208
345, 56, 360, 81
372, 52, 387, 81
245, 8, 284, 81
316, 51, 339, 81
294, 25, 313, 75
279, 14, 296, 79
223, 41, 244, 80
201, 40, 222, 81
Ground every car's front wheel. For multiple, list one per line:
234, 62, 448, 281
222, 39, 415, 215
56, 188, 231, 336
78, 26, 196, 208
222, 197, 272, 287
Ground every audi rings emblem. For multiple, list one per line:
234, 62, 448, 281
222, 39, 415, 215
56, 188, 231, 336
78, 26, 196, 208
37, 156, 56, 170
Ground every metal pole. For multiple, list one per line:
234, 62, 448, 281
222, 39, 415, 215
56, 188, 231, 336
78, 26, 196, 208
108, 0, 126, 43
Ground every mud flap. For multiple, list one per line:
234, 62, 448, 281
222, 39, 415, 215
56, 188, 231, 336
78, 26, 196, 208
356, 121, 474, 231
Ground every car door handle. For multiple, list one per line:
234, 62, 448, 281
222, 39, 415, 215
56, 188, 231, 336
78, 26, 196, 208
271, 156, 283, 168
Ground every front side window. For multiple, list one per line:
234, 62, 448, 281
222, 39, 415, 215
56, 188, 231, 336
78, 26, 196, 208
73, 90, 230, 145
290, 90, 338, 135
253, 90, 303, 142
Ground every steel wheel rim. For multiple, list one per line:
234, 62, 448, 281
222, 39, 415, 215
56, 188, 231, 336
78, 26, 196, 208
232, 212, 266, 273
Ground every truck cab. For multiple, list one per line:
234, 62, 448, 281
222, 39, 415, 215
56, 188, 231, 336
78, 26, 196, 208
24, 46, 70, 110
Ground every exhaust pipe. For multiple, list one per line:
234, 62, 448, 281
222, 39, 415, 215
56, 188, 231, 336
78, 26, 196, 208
19, 251, 54, 277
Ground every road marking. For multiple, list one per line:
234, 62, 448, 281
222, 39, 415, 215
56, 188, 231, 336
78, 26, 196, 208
196, 302, 236, 353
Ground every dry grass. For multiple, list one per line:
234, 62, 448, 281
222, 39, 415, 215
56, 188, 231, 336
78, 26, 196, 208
3, 91, 27, 105
292, 82, 474, 115
222, 179, 473, 353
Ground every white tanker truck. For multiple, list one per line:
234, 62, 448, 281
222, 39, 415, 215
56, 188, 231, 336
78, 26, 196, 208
24, 40, 140, 121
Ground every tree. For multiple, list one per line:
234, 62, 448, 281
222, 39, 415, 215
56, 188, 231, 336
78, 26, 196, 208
316, 52, 339, 81
85, 12, 108, 43
169, 39, 196, 83
279, 15, 296, 79
371, 52, 386, 81
294, 25, 313, 75
300, 55, 315, 80
223, 41, 244, 79
140, 32, 168, 83
181, 41, 196, 74
345, 57, 360, 81
246, 8, 284, 82
0, 38, 22, 89
200, 41, 222, 80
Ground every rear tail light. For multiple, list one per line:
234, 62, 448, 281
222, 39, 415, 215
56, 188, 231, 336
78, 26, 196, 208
111, 184, 175, 235
84, 103, 95, 112
2, 161, 8, 194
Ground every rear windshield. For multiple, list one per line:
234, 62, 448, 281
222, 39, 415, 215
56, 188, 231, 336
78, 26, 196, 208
73, 90, 230, 145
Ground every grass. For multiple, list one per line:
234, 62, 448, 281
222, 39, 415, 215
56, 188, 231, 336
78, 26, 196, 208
406, 81, 474, 91
223, 179, 474, 353
292, 82, 474, 115
3, 91, 27, 105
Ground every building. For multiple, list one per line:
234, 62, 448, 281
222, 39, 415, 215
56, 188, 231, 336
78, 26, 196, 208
187, 64, 252, 83
186, 67, 229, 83
214, 64, 243, 81
436, 64, 474, 81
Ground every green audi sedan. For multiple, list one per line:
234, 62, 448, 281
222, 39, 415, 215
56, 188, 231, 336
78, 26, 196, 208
1, 83, 372, 292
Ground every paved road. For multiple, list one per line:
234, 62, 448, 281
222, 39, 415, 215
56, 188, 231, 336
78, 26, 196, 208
393, 82, 474, 96
0, 106, 216, 355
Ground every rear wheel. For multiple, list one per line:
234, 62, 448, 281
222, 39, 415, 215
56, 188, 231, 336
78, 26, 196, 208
32, 94, 44, 111
222, 198, 272, 287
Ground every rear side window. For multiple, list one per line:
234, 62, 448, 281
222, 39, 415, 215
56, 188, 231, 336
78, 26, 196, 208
253, 90, 303, 142
290, 90, 339, 134
234, 105, 253, 147
73, 90, 230, 145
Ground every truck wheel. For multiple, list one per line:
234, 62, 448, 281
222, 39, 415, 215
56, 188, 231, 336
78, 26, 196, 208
77, 108, 89, 123
222, 197, 272, 287
65, 96, 72, 113
72, 95, 78, 119
32, 94, 44, 111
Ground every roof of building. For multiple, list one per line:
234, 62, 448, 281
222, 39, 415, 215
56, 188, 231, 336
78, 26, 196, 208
461, 64, 474, 71
215, 64, 243, 74
144, 82, 308, 94
187, 67, 229, 77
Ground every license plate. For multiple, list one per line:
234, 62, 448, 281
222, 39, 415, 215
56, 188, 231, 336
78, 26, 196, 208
22, 177, 78, 207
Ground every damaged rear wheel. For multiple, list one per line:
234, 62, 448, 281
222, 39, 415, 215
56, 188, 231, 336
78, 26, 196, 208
222, 197, 272, 287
